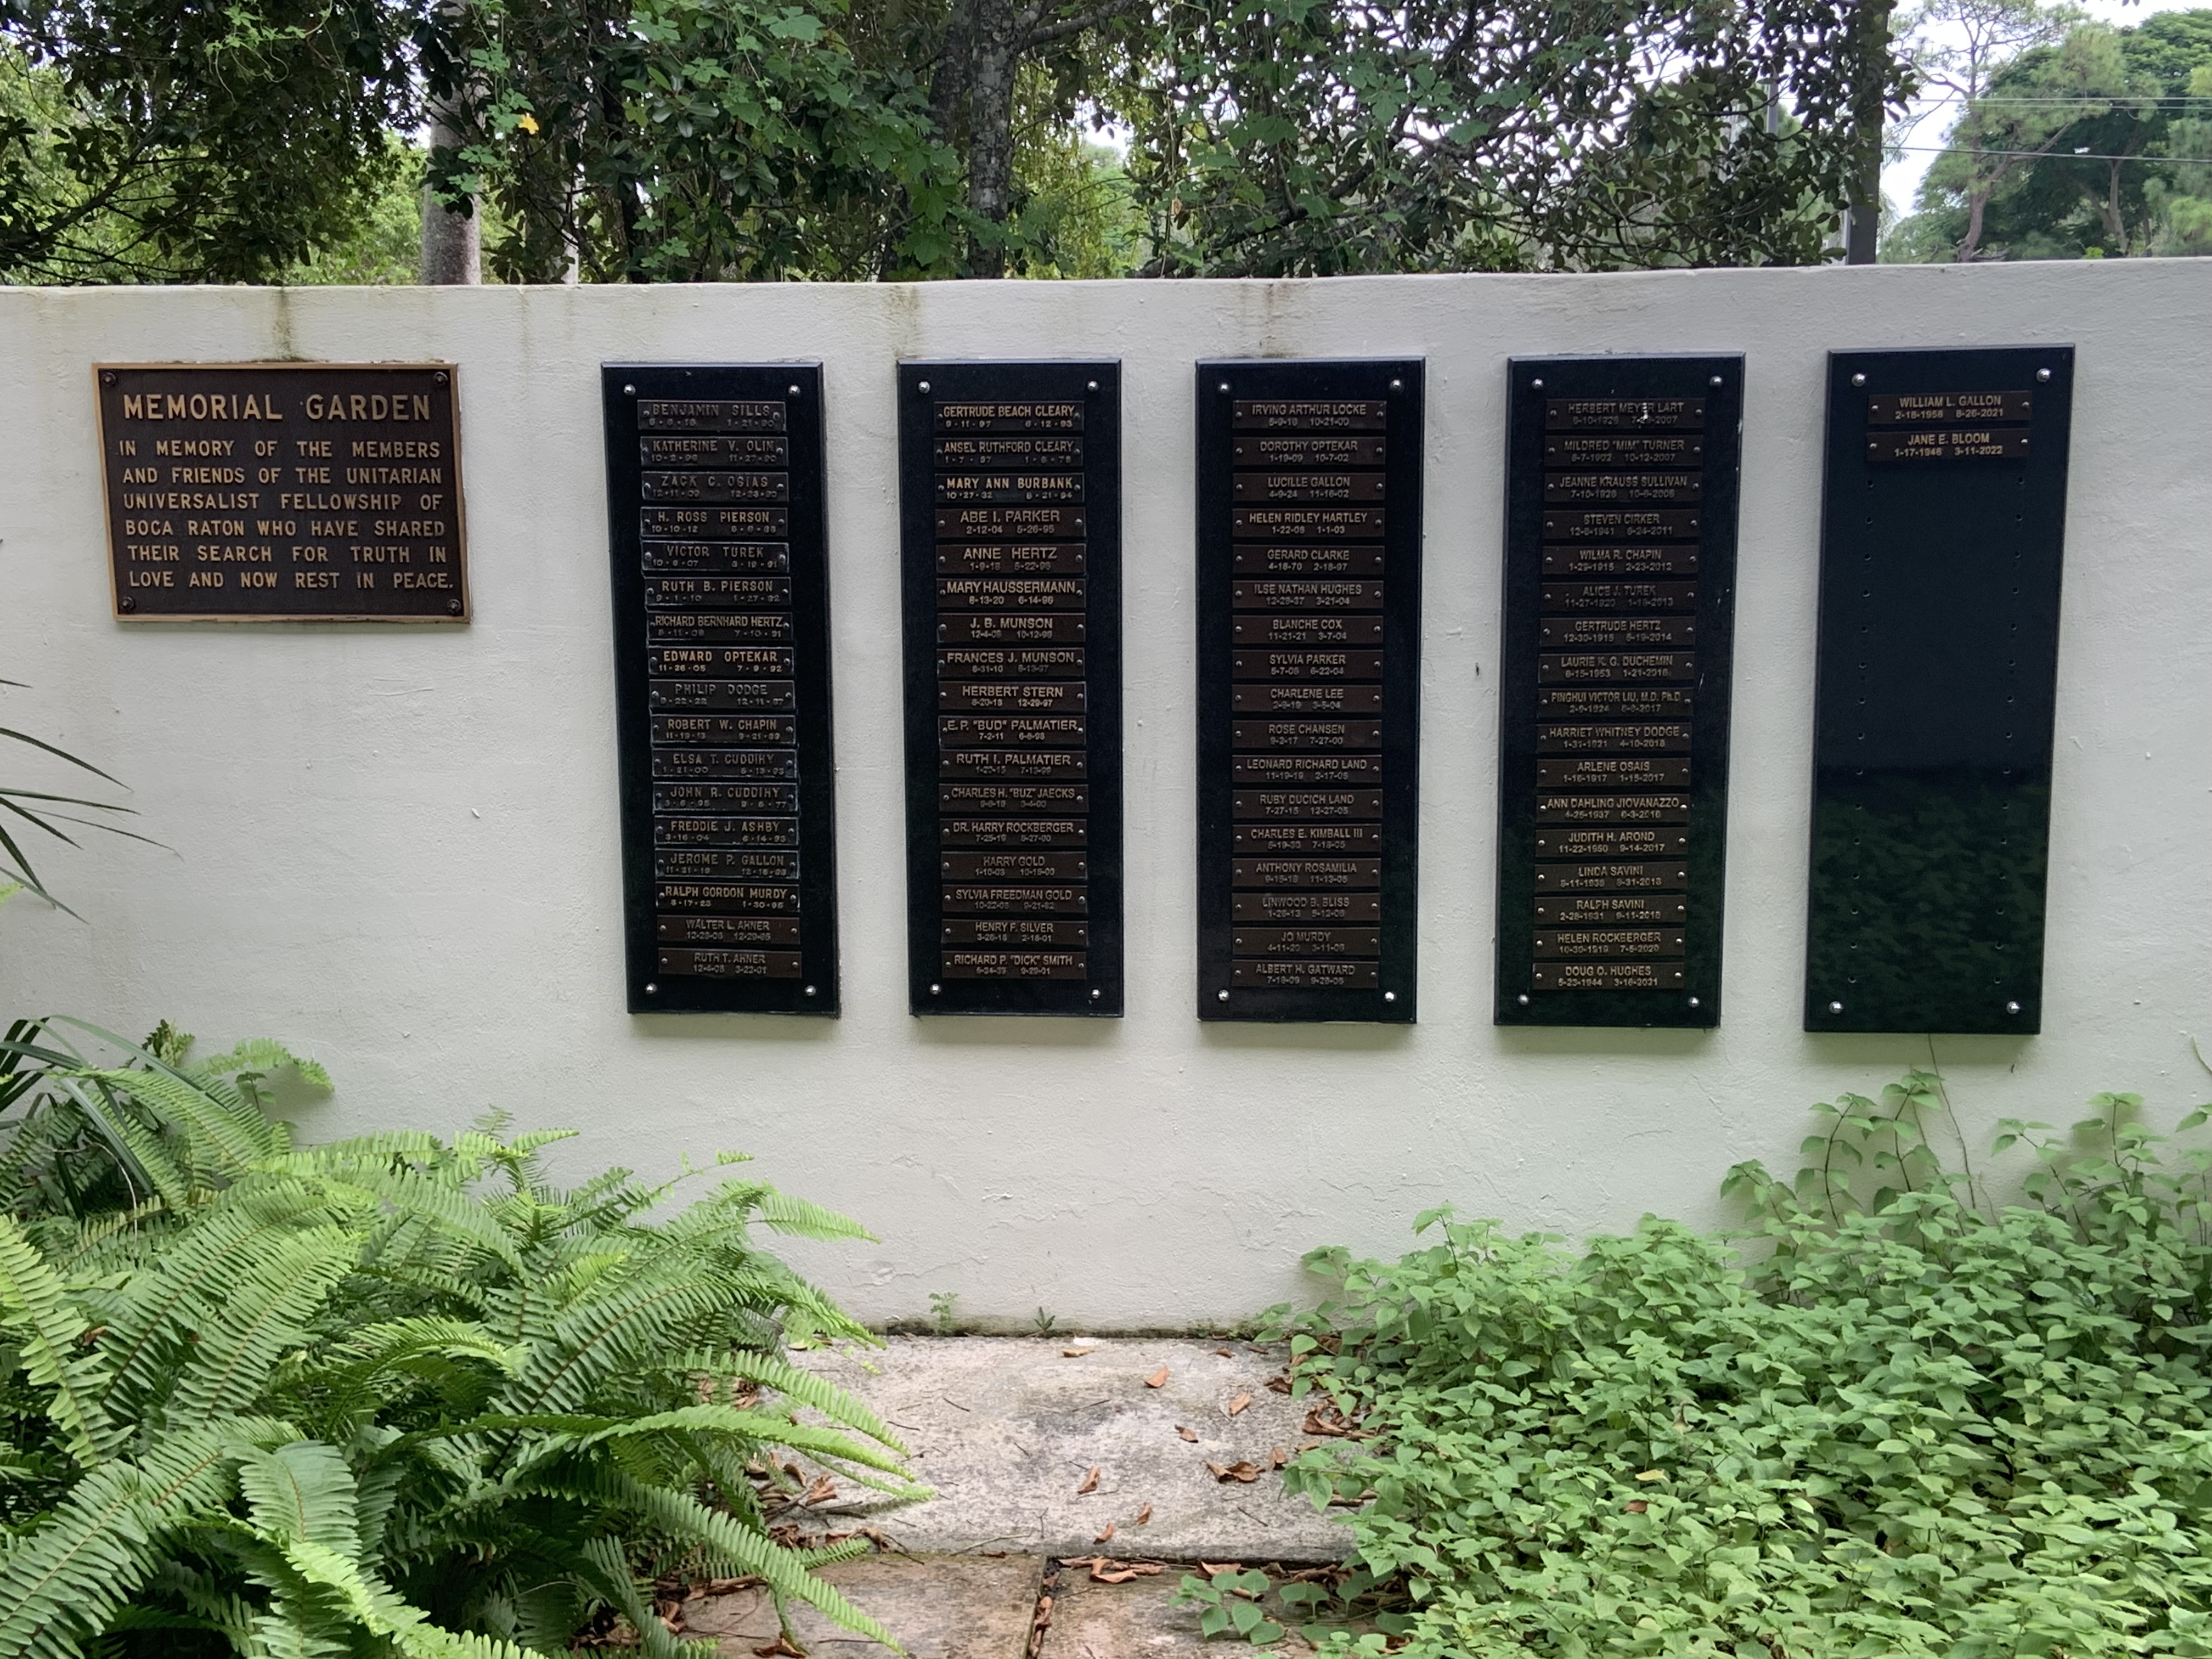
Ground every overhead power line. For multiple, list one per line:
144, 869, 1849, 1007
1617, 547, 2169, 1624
1898, 143, 2212, 162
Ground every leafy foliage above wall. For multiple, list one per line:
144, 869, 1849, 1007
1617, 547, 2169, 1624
1265, 1073, 2212, 1657
0, 1020, 916, 1656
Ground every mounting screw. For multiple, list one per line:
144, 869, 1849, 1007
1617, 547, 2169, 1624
623, 383, 636, 396
929, 983, 941, 995
1517, 994, 1530, 1006
1390, 379, 1403, 391
1851, 373, 1867, 388
788, 383, 802, 397
1217, 989, 1230, 1002
434, 371, 449, 386
1531, 377, 1544, 390
804, 985, 817, 997
918, 380, 932, 394
1709, 376, 1723, 387
119, 595, 137, 612
1383, 990, 1396, 1003
1689, 995, 1701, 1007
1828, 1000, 1844, 1013
101, 371, 116, 386
2006, 1000, 2022, 1013
645, 983, 659, 994
447, 599, 461, 616
2036, 368, 2052, 383
1218, 381, 1231, 394
1090, 988, 1102, 1000
1087, 380, 1099, 392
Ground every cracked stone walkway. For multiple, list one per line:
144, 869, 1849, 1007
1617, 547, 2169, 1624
675, 1336, 1365, 1656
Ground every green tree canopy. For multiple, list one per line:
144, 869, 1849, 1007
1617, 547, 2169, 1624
0, 0, 433, 281
5, 0, 1916, 282
1892, 7, 2212, 259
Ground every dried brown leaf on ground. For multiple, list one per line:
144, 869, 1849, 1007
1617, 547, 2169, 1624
1199, 1561, 1242, 1576
1265, 1374, 1293, 1393
1268, 1446, 1289, 1469
798, 1475, 837, 1505
1076, 1466, 1101, 1494
1145, 1365, 1170, 1387
1084, 1557, 1168, 1583
1227, 1392, 1252, 1417
752, 1638, 805, 1658
1026, 1592, 1054, 1658
1094, 1521, 1116, 1544
1207, 1460, 1262, 1483
1176, 1425, 1199, 1442
1302, 1402, 1370, 1438
1135, 1502, 1153, 1525
1215, 1347, 1233, 1357
1063, 1346, 1097, 1357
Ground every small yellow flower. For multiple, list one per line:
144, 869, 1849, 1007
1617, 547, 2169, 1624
516, 112, 540, 134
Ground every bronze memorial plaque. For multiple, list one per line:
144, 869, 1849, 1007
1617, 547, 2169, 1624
96, 363, 467, 622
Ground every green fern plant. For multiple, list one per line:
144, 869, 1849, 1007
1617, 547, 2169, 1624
0, 1022, 918, 1657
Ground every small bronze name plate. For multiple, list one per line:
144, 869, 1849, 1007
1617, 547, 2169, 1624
1542, 546, 1698, 577
1866, 429, 2031, 463
97, 363, 467, 622
1865, 391, 2032, 426
1545, 398, 1703, 430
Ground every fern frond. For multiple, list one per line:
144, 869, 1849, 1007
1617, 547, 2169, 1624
750, 1188, 875, 1243
70, 1065, 277, 1178
0, 1214, 118, 1465
295, 1319, 523, 1420
192, 1037, 331, 1096
550, 1466, 898, 1651
314, 1163, 532, 1277
276, 1539, 554, 1659
553, 1404, 911, 1480
672, 1348, 902, 1452
234, 1440, 362, 1554
94, 1183, 362, 1424
573, 1535, 696, 1659
160, 1227, 359, 1424
0, 1420, 265, 1659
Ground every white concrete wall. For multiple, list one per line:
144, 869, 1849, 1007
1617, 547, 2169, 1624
3, 265, 2209, 1327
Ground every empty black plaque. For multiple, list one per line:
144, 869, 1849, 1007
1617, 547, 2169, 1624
604, 366, 838, 1014
1805, 347, 2073, 1034
899, 362, 1122, 1016
1496, 357, 1742, 1028
1198, 360, 1423, 1022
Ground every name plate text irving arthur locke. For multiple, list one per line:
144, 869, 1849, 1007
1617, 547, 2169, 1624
97, 363, 467, 621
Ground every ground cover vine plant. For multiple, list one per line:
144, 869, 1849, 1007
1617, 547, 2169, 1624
1259, 1072, 2212, 1658
0, 1018, 917, 1657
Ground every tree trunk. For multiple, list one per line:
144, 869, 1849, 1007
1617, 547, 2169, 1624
1843, 0, 1896, 264
1957, 184, 1988, 261
2098, 160, 2129, 254
420, 100, 481, 285
963, 0, 1022, 278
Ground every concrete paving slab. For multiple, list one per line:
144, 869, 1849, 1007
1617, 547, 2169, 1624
1040, 1567, 1314, 1658
680, 1552, 1039, 1657
795, 1337, 1355, 1562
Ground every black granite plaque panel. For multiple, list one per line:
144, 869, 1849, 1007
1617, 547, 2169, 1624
1497, 356, 1742, 1028
900, 362, 1122, 1015
605, 365, 837, 1013
1199, 360, 1423, 1023
1804, 347, 2072, 1034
